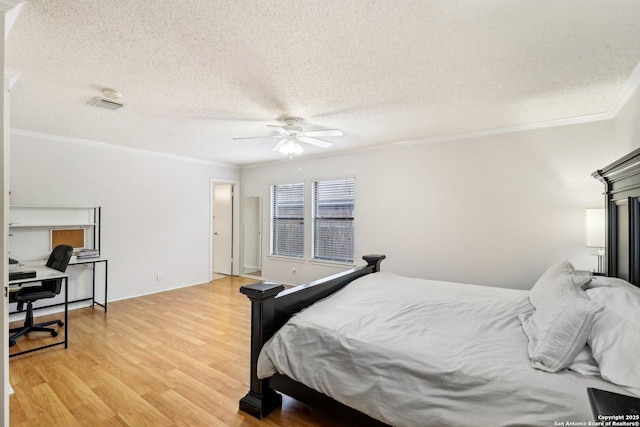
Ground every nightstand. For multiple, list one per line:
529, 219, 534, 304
587, 388, 640, 419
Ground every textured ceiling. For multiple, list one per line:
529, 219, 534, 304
6, 0, 640, 166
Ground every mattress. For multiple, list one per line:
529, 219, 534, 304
257, 271, 631, 426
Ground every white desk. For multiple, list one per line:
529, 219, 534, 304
14, 256, 108, 312
9, 265, 69, 357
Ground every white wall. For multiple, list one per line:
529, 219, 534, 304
9, 131, 239, 301
10, 85, 640, 296
241, 107, 638, 290
613, 79, 640, 153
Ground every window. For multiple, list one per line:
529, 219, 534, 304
271, 183, 304, 258
312, 178, 355, 263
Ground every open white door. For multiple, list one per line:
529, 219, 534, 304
0, 55, 8, 427
1, 3, 25, 423
212, 183, 233, 276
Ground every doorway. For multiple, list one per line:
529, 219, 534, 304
243, 196, 262, 277
212, 183, 234, 278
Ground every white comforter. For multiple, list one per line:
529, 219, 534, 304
257, 271, 630, 426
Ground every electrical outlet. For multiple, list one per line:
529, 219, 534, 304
157, 272, 164, 281
292, 267, 297, 274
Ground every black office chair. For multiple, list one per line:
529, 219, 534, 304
9, 244, 73, 347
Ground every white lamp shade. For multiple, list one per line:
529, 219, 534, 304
279, 139, 304, 156
585, 208, 605, 248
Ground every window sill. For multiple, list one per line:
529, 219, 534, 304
309, 259, 355, 268
268, 255, 306, 264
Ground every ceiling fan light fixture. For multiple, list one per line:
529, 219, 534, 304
279, 139, 304, 158
234, 117, 341, 156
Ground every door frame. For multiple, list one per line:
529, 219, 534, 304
2, 5, 24, 423
210, 178, 240, 281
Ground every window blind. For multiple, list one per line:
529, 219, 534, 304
312, 178, 354, 263
271, 183, 304, 258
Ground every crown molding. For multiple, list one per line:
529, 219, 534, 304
390, 62, 640, 150
5, 2, 22, 40
390, 111, 613, 148
11, 128, 239, 169
243, 60, 640, 168
10, 58, 640, 171
4, 66, 20, 90
0, 0, 22, 13
608, 59, 640, 117
241, 110, 616, 169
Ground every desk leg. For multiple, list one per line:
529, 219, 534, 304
104, 260, 108, 313
91, 262, 96, 307
64, 277, 68, 349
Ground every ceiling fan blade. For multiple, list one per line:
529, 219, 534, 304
272, 139, 287, 152
298, 136, 333, 148
302, 129, 343, 137
265, 125, 290, 135
232, 134, 282, 140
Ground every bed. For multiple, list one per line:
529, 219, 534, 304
238, 149, 640, 426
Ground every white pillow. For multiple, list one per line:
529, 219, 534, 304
519, 292, 602, 372
529, 260, 592, 308
588, 309, 640, 394
587, 275, 639, 290
587, 287, 640, 326
586, 276, 640, 325
571, 277, 640, 379
568, 345, 600, 376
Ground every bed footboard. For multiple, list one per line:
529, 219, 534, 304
239, 254, 386, 419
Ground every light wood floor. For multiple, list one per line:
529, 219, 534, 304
8, 276, 358, 427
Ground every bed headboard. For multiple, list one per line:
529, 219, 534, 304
592, 147, 640, 287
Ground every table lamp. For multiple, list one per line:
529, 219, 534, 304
585, 208, 605, 274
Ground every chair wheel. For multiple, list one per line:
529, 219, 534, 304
57, 321, 64, 327
51, 331, 58, 337
9, 340, 15, 347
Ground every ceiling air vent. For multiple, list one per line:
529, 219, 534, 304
88, 97, 124, 111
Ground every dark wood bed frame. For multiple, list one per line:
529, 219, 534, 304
238, 254, 387, 423
592, 146, 640, 286
238, 147, 640, 423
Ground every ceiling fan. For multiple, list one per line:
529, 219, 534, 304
233, 117, 343, 156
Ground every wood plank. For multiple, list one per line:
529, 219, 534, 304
9, 276, 360, 426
